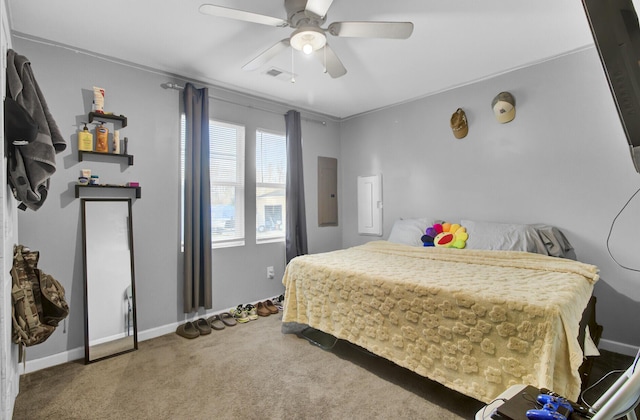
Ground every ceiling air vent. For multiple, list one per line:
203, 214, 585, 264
264, 67, 296, 82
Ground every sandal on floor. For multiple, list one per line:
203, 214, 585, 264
207, 314, 225, 331
256, 301, 271, 317
264, 300, 279, 314
195, 318, 212, 335
176, 321, 200, 339
218, 312, 237, 327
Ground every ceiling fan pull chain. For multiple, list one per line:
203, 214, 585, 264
291, 47, 296, 83
323, 45, 327, 74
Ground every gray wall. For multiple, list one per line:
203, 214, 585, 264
13, 37, 342, 362
339, 47, 640, 352
13, 36, 640, 364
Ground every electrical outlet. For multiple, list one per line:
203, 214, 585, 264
267, 266, 275, 279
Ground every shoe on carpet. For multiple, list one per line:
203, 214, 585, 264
231, 305, 250, 323
176, 321, 200, 339
195, 318, 212, 335
273, 294, 285, 310
244, 304, 258, 321
218, 312, 237, 327
264, 300, 279, 314
256, 301, 271, 317
207, 314, 226, 330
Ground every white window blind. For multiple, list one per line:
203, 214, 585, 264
256, 130, 286, 243
181, 116, 245, 248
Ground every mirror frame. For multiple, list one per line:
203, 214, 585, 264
81, 198, 138, 363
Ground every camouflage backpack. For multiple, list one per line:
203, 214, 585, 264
11, 245, 69, 361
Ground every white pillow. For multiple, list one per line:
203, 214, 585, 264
461, 219, 547, 254
387, 218, 435, 247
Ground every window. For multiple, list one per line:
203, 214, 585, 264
256, 130, 286, 243
181, 116, 245, 248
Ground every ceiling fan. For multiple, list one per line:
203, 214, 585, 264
199, 0, 414, 78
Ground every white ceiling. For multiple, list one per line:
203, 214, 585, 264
7, 0, 595, 119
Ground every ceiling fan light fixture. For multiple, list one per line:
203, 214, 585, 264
290, 26, 326, 54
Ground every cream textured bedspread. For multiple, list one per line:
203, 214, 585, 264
281, 241, 599, 403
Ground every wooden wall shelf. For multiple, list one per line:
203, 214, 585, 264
79, 150, 134, 165
88, 112, 127, 128
75, 184, 141, 199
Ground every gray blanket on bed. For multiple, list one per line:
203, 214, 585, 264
532, 224, 576, 259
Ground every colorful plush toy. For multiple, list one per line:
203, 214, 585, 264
421, 222, 468, 248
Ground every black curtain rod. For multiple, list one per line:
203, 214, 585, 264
163, 83, 327, 125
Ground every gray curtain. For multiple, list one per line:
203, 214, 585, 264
285, 110, 308, 264
183, 83, 212, 312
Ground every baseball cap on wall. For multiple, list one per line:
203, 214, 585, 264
450, 108, 468, 139
491, 92, 516, 123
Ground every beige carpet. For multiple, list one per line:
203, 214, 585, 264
13, 312, 488, 419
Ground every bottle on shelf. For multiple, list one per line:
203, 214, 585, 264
113, 130, 120, 154
95, 121, 109, 153
78, 122, 93, 151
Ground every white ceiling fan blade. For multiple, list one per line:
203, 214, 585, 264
305, 0, 334, 18
199, 4, 288, 27
242, 39, 290, 71
328, 21, 414, 39
314, 43, 346, 78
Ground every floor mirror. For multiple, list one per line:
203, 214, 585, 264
82, 198, 138, 363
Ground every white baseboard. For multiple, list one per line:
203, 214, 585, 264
21, 328, 640, 375
20, 321, 184, 375
20, 301, 278, 375
22, 305, 640, 376
21, 315, 640, 374
20, 347, 85, 375
598, 338, 640, 357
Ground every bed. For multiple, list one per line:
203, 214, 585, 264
281, 218, 601, 404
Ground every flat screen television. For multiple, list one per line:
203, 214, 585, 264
582, 0, 640, 173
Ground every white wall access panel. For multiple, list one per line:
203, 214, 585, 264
357, 174, 382, 236
318, 156, 338, 226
